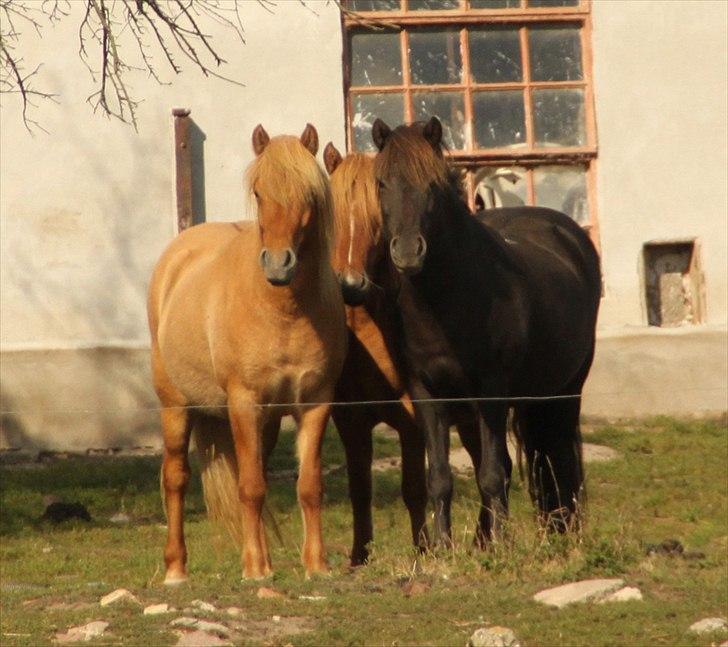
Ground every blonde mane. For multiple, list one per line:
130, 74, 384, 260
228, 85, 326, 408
246, 135, 333, 257
330, 153, 381, 247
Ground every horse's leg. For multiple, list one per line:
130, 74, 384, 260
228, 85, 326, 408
383, 402, 429, 553
332, 405, 374, 566
410, 381, 453, 547
518, 399, 584, 532
228, 387, 269, 579
259, 415, 281, 573
160, 404, 194, 584
475, 403, 511, 546
294, 403, 331, 575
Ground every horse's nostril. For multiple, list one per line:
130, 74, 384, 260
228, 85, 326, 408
259, 249, 269, 267
416, 236, 427, 257
390, 237, 399, 255
283, 249, 296, 269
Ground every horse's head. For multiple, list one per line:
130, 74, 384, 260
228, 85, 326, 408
324, 142, 383, 306
372, 116, 450, 276
248, 123, 329, 286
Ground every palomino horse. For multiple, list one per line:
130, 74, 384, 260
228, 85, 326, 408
147, 124, 347, 582
323, 143, 428, 565
368, 117, 601, 546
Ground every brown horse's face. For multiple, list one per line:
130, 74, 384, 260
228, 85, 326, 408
324, 145, 383, 307
372, 117, 444, 276
251, 124, 320, 286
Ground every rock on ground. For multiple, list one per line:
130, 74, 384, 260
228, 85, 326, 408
175, 630, 233, 647
144, 603, 172, 615
99, 588, 140, 606
256, 587, 285, 600
533, 578, 625, 608
170, 617, 231, 638
191, 599, 216, 612
599, 586, 643, 603
55, 621, 109, 643
689, 617, 728, 634
467, 626, 521, 647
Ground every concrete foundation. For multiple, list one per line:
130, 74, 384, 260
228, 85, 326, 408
2, 327, 725, 451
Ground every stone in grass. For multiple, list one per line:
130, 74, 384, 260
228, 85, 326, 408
144, 603, 173, 615
99, 588, 141, 607
256, 586, 285, 599
533, 578, 625, 608
599, 586, 643, 603
170, 617, 231, 638
467, 626, 521, 647
688, 617, 728, 634
191, 599, 217, 613
55, 620, 109, 643
225, 607, 243, 618
175, 630, 233, 647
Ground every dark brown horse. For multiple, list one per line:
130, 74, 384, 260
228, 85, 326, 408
323, 143, 428, 565
365, 117, 601, 546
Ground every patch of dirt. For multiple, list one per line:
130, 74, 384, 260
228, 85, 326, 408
230, 616, 313, 642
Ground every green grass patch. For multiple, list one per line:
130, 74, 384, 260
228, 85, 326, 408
1, 419, 726, 645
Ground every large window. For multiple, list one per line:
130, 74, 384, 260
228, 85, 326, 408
343, 0, 599, 242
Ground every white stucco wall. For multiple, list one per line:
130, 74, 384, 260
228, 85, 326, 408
0, 1, 346, 349
592, 0, 728, 329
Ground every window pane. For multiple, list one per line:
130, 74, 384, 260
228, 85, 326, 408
409, 0, 460, 9
529, 25, 582, 82
528, 0, 579, 6
349, 0, 401, 10
473, 90, 525, 148
470, 0, 521, 7
351, 93, 405, 152
534, 165, 589, 224
412, 92, 466, 150
351, 32, 402, 86
533, 88, 585, 147
473, 166, 527, 211
469, 27, 522, 83
409, 29, 463, 85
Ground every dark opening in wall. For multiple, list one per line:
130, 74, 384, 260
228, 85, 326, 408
643, 240, 705, 327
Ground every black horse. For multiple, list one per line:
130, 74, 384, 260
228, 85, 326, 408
363, 117, 601, 546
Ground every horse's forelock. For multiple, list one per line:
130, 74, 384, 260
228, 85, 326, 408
330, 154, 380, 247
373, 126, 450, 191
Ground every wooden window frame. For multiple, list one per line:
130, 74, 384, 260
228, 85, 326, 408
342, 0, 600, 249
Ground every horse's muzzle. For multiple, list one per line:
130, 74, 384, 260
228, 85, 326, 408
339, 271, 371, 306
390, 235, 426, 276
260, 247, 297, 286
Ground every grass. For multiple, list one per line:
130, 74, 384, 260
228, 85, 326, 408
1, 417, 726, 646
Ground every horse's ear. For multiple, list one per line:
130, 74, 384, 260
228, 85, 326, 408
323, 142, 343, 175
252, 124, 270, 156
300, 123, 319, 156
372, 119, 392, 152
422, 116, 443, 150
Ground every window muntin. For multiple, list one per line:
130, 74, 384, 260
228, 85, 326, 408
343, 0, 597, 239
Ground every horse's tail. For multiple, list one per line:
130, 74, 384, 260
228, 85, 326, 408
194, 418, 244, 547
193, 418, 283, 549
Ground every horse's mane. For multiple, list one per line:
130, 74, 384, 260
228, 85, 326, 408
373, 123, 463, 196
330, 153, 381, 244
246, 135, 333, 256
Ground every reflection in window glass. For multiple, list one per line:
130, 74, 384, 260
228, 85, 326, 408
473, 90, 525, 148
409, 0, 460, 9
352, 93, 405, 152
470, 0, 521, 7
409, 29, 463, 85
349, 0, 401, 10
534, 165, 589, 224
473, 166, 527, 210
528, 0, 578, 6
412, 92, 466, 150
533, 88, 585, 147
469, 27, 522, 83
529, 25, 582, 82
351, 32, 402, 87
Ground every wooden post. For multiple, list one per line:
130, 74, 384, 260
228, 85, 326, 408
173, 108, 193, 233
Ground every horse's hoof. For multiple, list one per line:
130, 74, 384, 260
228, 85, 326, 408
163, 573, 188, 586
304, 562, 330, 578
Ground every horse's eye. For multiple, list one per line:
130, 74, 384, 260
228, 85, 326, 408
377, 179, 386, 191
